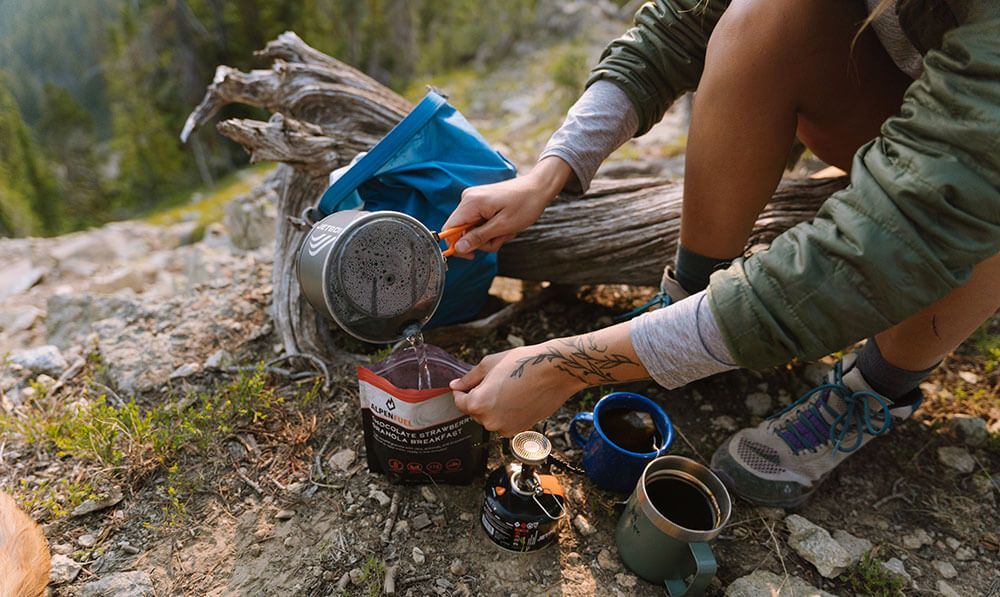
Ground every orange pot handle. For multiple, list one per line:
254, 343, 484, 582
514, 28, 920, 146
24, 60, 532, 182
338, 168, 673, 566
437, 223, 475, 257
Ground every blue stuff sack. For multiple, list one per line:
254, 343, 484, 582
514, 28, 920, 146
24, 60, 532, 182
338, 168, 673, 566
315, 90, 516, 330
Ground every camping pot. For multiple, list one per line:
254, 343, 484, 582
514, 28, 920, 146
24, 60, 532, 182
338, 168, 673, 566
296, 209, 470, 344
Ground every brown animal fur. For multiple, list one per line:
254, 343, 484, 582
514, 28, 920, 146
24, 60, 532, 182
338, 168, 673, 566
0, 491, 50, 597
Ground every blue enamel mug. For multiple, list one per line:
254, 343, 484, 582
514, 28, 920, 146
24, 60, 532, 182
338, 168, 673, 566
570, 392, 674, 493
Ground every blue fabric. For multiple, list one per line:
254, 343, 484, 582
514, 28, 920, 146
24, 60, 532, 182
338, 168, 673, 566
316, 91, 516, 329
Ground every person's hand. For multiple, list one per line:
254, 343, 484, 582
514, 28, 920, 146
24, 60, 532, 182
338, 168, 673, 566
451, 324, 649, 436
442, 156, 573, 259
450, 344, 587, 436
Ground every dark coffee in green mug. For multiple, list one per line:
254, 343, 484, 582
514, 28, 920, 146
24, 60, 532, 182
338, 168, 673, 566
615, 456, 732, 596
645, 475, 718, 531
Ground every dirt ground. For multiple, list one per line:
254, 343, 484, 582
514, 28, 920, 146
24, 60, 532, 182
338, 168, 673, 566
6, 275, 998, 597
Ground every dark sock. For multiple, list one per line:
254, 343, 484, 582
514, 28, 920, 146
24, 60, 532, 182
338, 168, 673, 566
855, 338, 938, 402
674, 245, 736, 294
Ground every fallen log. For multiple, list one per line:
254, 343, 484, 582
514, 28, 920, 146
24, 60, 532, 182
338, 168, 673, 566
183, 32, 846, 362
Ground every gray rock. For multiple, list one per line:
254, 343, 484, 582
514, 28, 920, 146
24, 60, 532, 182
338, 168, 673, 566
902, 528, 933, 550
946, 415, 989, 447
168, 362, 201, 380
91, 550, 119, 573
46, 293, 145, 350
6, 345, 69, 377
937, 580, 962, 597
90, 266, 154, 295
711, 415, 738, 432
937, 446, 976, 473
224, 184, 277, 251
725, 570, 837, 597
832, 529, 873, 566
954, 546, 975, 561
420, 485, 438, 504
597, 548, 620, 571
412, 546, 426, 565
931, 560, 958, 579
369, 489, 391, 507
614, 572, 636, 588
328, 448, 356, 472
78, 533, 97, 548
49, 553, 82, 584
412, 512, 432, 531
275, 509, 295, 520
0, 259, 46, 300
72, 487, 124, 517
79, 571, 154, 597
91, 318, 168, 394
785, 514, 853, 578
745, 392, 773, 417
449, 559, 467, 575
48, 223, 152, 265
881, 558, 911, 583
572, 514, 596, 536
204, 349, 235, 370
957, 370, 980, 384
0, 305, 43, 335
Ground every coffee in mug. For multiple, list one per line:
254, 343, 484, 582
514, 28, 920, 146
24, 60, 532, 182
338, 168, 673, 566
615, 456, 732, 596
597, 407, 662, 454
644, 473, 720, 532
570, 392, 674, 494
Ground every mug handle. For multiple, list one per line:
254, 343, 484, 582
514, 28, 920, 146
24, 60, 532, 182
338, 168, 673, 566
663, 542, 716, 596
569, 412, 593, 447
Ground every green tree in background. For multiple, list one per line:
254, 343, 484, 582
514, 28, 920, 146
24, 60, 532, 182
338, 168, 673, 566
104, 2, 195, 212
38, 85, 112, 229
2, 0, 547, 237
0, 75, 64, 236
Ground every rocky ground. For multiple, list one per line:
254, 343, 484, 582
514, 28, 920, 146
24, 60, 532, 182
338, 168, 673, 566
3, 4, 1000, 596
2, 179, 998, 597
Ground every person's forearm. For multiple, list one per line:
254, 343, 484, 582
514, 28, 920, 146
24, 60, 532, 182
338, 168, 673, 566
512, 321, 650, 393
516, 290, 739, 394
526, 155, 574, 204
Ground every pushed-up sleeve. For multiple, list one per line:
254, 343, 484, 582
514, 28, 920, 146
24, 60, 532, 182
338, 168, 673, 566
708, 18, 1000, 370
587, 0, 729, 136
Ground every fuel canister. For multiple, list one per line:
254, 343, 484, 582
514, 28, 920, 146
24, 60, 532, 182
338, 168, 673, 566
480, 431, 567, 552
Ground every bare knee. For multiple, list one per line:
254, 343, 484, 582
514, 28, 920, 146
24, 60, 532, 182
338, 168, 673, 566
707, 0, 909, 170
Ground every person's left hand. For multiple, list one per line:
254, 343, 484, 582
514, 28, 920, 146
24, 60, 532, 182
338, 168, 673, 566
450, 344, 586, 437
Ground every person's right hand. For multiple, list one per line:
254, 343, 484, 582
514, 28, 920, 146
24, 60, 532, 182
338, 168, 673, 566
442, 156, 573, 259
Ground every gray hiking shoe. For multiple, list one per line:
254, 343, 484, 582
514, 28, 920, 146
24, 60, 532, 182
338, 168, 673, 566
711, 354, 922, 508
615, 267, 692, 321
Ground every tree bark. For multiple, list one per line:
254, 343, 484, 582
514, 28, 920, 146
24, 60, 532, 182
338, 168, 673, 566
183, 32, 846, 361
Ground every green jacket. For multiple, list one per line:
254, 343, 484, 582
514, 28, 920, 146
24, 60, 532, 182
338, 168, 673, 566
588, 0, 1000, 369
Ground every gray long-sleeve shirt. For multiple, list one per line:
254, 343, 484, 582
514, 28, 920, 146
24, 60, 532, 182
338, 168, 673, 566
540, 81, 737, 388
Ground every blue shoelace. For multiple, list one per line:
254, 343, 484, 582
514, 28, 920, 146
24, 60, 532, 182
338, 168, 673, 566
770, 360, 893, 455
613, 290, 673, 322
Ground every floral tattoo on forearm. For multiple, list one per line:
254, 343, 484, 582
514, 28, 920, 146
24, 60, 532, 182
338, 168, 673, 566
510, 335, 637, 384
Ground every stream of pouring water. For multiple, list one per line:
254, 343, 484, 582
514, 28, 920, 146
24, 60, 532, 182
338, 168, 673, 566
405, 326, 432, 390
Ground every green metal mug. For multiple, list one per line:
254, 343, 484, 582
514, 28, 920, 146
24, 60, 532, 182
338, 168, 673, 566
615, 456, 732, 596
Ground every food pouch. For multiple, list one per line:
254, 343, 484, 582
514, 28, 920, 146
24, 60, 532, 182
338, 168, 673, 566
358, 344, 488, 484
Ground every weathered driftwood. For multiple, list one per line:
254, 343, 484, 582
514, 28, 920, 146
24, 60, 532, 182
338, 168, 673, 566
184, 32, 411, 361
183, 32, 845, 361
499, 175, 846, 286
